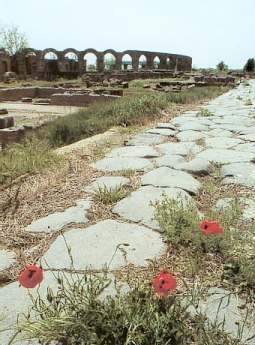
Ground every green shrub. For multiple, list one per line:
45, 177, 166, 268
154, 196, 242, 255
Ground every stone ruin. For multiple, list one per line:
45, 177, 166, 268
0, 48, 192, 81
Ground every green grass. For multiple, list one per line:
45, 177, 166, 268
0, 137, 61, 185
39, 86, 229, 147
0, 86, 229, 186
14, 272, 245, 345
93, 185, 128, 205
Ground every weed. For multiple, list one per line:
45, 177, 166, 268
209, 162, 222, 178
14, 272, 244, 345
94, 185, 128, 205
115, 169, 137, 178
244, 99, 252, 106
154, 195, 242, 255
154, 195, 200, 246
195, 137, 206, 147
0, 137, 61, 185
203, 179, 219, 194
198, 108, 215, 117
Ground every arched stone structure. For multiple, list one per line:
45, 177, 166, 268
15, 48, 192, 80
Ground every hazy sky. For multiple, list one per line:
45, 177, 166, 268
0, 0, 254, 68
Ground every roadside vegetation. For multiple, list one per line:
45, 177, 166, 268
13, 271, 245, 345
0, 85, 228, 185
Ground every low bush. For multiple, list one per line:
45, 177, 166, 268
154, 195, 242, 255
15, 272, 244, 345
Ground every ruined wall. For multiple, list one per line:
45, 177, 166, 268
13, 48, 192, 80
0, 50, 11, 80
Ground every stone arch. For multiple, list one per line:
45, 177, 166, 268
83, 52, 97, 72
138, 54, 147, 70
103, 49, 118, 59
64, 51, 78, 61
153, 56, 160, 69
42, 49, 59, 60
104, 52, 116, 71
121, 54, 132, 71
63, 48, 79, 57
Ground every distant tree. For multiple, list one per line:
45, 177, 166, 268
0, 25, 28, 55
244, 58, 255, 72
217, 61, 228, 71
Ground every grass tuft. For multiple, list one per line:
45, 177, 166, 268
93, 185, 128, 205
0, 137, 61, 185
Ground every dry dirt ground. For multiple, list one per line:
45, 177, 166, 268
0, 101, 79, 127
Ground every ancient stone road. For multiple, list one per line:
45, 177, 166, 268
1, 81, 255, 344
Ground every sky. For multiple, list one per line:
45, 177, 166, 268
0, 0, 254, 69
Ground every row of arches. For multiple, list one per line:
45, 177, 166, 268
17, 48, 192, 79
41, 52, 164, 71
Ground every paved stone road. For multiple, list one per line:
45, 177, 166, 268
1, 81, 255, 344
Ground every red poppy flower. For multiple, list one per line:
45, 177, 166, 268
199, 220, 224, 235
18, 264, 43, 288
152, 271, 177, 296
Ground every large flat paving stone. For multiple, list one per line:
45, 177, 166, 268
221, 162, 255, 187
171, 116, 212, 127
196, 148, 255, 164
194, 288, 255, 344
240, 133, 255, 142
84, 176, 129, 193
92, 157, 153, 172
141, 167, 201, 195
112, 186, 192, 231
155, 154, 186, 168
234, 143, 255, 153
146, 128, 176, 136
207, 128, 233, 138
43, 220, 166, 270
173, 157, 211, 176
209, 123, 248, 133
127, 133, 166, 146
204, 137, 243, 149
26, 199, 91, 233
0, 249, 16, 271
106, 145, 160, 158
176, 130, 207, 142
156, 142, 202, 156
178, 122, 209, 132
